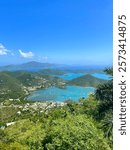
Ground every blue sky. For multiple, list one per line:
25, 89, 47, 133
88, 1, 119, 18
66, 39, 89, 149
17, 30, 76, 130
0, 0, 112, 66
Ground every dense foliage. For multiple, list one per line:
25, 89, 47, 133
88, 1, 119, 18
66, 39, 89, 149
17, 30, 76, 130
42, 115, 111, 150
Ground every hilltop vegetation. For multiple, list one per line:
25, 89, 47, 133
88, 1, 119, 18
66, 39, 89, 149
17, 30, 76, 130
0, 112, 111, 150
0, 97, 112, 150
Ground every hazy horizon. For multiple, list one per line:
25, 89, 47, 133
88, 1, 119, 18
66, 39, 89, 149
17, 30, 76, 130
0, 60, 112, 68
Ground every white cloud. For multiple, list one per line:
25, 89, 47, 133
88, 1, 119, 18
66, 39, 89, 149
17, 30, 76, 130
19, 49, 34, 58
0, 43, 10, 55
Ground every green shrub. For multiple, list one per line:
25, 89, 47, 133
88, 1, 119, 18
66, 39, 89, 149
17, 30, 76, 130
43, 115, 111, 150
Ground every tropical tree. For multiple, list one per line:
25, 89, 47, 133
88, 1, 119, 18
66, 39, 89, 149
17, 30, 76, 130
95, 67, 113, 148
95, 67, 113, 119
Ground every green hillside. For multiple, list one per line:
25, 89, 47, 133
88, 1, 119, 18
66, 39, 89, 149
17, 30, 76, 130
68, 74, 107, 87
0, 72, 25, 100
0, 71, 66, 101
6, 71, 50, 87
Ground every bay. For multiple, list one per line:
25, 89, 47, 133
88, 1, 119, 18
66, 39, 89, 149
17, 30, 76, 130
27, 73, 111, 102
27, 86, 95, 102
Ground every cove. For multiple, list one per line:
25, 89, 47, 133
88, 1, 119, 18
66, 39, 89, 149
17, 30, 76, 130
27, 86, 96, 102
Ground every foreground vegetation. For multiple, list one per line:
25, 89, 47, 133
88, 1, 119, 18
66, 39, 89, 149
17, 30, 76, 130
0, 68, 113, 150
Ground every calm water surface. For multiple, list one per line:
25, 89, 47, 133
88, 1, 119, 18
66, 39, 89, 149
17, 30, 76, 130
27, 86, 95, 102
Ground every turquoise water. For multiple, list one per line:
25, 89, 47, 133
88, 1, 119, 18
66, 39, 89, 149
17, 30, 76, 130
55, 73, 111, 80
91, 73, 112, 80
27, 73, 111, 102
27, 86, 95, 102
54, 73, 85, 80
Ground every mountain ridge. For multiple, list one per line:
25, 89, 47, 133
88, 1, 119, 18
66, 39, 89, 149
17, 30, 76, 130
0, 61, 68, 71
0, 61, 105, 72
